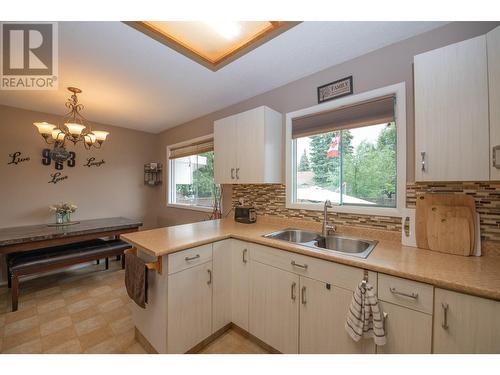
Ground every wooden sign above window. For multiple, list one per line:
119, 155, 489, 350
317, 76, 353, 104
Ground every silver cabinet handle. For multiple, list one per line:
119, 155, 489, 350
230, 168, 235, 179
185, 254, 200, 262
383, 312, 388, 336
242, 248, 248, 264
235, 168, 240, 180
291, 282, 296, 301
389, 287, 418, 299
207, 269, 212, 285
301, 286, 307, 305
291, 260, 308, 270
421, 152, 426, 172
493, 146, 500, 169
441, 303, 449, 330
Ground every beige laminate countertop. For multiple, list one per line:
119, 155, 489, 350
121, 218, 500, 301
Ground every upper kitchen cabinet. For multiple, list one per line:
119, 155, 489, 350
214, 106, 283, 184
488, 26, 500, 180
414, 35, 490, 182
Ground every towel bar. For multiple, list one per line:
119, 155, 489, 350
124, 247, 162, 274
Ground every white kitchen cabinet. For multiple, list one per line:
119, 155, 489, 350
167, 261, 213, 353
433, 288, 500, 353
214, 106, 283, 184
299, 276, 375, 354
213, 114, 237, 184
377, 302, 432, 354
231, 240, 250, 330
414, 35, 490, 181
212, 240, 232, 333
488, 26, 500, 180
249, 260, 299, 353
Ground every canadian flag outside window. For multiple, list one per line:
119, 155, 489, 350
327, 133, 341, 158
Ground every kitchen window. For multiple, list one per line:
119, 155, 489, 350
167, 136, 216, 212
286, 83, 406, 216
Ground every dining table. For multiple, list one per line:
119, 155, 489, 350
0, 217, 143, 255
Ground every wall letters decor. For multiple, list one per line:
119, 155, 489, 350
48, 172, 68, 184
317, 76, 353, 103
7, 151, 30, 165
42, 148, 76, 170
84, 157, 105, 167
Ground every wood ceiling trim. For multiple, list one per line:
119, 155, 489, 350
124, 21, 301, 71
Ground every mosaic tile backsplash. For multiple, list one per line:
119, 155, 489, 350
232, 182, 500, 242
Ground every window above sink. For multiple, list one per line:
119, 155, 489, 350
285, 82, 407, 217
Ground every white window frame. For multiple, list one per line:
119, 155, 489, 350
285, 82, 406, 217
167, 134, 214, 213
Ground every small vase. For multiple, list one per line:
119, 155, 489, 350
56, 211, 71, 224
55, 212, 64, 224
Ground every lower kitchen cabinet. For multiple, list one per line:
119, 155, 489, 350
167, 261, 213, 353
299, 276, 375, 354
231, 240, 250, 331
377, 302, 432, 354
249, 260, 299, 353
433, 288, 500, 353
212, 240, 232, 332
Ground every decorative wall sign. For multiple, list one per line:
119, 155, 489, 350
7, 151, 30, 165
42, 148, 76, 170
83, 157, 105, 167
48, 172, 68, 184
317, 76, 353, 103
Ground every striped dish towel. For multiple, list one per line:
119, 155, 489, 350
345, 280, 386, 346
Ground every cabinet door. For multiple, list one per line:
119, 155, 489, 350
488, 26, 500, 180
212, 240, 232, 333
231, 240, 250, 330
214, 115, 237, 184
235, 107, 265, 183
414, 35, 489, 181
433, 288, 500, 353
377, 302, 432, 354
249, 260, 299, 353
299, 277, 375, 354
167, 262, 212, 353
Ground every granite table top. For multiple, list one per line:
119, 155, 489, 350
0, 217, 143, 247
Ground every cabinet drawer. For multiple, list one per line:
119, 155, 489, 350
378, 274, 433, 314
168, 244, 212, 275
250, 243, 377, 292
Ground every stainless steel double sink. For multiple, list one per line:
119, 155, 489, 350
263, 228, 377, 259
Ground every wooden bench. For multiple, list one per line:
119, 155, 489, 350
7, 239, 131, 311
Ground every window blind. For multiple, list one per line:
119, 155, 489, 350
169, 139, 214, 159
292, 95, 395, 139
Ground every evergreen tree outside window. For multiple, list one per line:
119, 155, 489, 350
294, 122, 396, 207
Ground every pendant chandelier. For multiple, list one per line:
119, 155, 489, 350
34, 87, 109, 162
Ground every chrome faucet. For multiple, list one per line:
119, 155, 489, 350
322, 200, 336, 236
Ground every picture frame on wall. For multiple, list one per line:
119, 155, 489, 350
317, 75, 353, 103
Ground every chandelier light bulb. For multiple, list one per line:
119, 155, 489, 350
65, 123, 86, 136
92, 130, 109, 142
34, 122, 56, 135
51, 128, 66, 142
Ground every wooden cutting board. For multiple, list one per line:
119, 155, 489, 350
426, 205, 472, 255
416, 193, 476, 255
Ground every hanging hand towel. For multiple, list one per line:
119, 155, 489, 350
125, 252, 148, 308
345, 280, 386, 346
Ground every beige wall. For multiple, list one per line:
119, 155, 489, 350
156, 21, 500, 226
0, 105, 159, 229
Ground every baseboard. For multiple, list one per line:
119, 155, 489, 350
230, 323, 280, 354
134, 323, 278, 354
187, 323, 232, 353
135, 327, 158, 354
